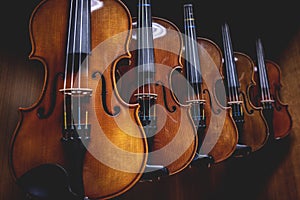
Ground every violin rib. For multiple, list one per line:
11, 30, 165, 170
116, 14, 198, 176
9, 0, 148, 199
250, 59, 292, 140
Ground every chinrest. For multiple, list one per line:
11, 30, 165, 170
18, 164, 81, 200
190, 153, 214, 168
140, 164, 169, 182
232, 144, 252, 158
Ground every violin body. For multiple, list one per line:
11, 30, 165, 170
116, 16, 197, 175
227, 52, 269, 151
221, 24, 269, 153
196, 38, 238, 162
173, 6, 237, 164
172, 37, 238, 163
250, 59, 292, 140
9, 0, 147, 199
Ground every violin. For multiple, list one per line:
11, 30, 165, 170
220, 23, 269, 155
171, 4, 238, 165
9, 0, 147, 199
116, 0, 197, 178
250, 38, 292, 140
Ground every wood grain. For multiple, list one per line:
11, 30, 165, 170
1, 0, 300, 199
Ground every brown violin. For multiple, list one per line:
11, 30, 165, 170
220, 23, 269, 155
116, 0, 197, 178
9, 0, 147, 199
250, 38, 292, 140
171, 4, 238, 165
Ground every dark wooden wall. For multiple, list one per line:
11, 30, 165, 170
1, 0, 300, 199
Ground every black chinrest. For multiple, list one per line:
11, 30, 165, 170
232, 144, 252, 158
140, 164, 169, 182
18, 164, 82, 200
190, 153, 214, 168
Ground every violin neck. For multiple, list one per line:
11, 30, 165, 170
68, 0, 91, 54
137, 0, 155, 79
221, 23, 240, 102
256, 38, 272, 101
183, 4, 202, 86
62, 0, 92, 132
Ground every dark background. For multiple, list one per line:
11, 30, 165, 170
2, 0, 300, 61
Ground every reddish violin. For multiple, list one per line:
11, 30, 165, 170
250, 38, 292, 140
9, 0, 147, 199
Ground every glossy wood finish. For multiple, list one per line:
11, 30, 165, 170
8, 0, 147, 199
117, 17, 197, 175
197, 38, 238, 162
2, 49, 297, 200
250, 59, 292, 139
226, 52, 269, 152
172, 37, 238, 163
1, 0, 300, 200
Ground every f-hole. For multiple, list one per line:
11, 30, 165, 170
37, 72, 64, 119
240, 91, 254, 115
203, 88, 221, 115
92, 71, 120, 116
156, 81, 176, 113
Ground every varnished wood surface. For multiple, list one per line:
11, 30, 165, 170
116, 17, 198, 175
1, 0, 300, 199
250, 59, 293, 139
7, 0, 149, 199
229, 52, 269, 151
196, 38, 238, 163
171, 37, 238, 163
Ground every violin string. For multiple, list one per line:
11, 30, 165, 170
261, 49, 270, 100
137, 0, 140, 99
187, 6, 194, 98
264, 66, 272, 101
142, 0, 147, 123
228, 25, 239, 103
186, 5, 198, 117
70, 0, 80, 130
151, 0, 156, 122
76, 0, 85, 130
85, 0, 90, 130
145, 0, 151, 122
138, 0, 146, 123
257, 39, 263, 100
258, 39, 268, 101
190, 5, 200, 120
226, 24, 239, 102
150, 0, 155, 121
78, 0, 83, 90
221, 25, 228, 100
257, 39, 265, 101
71, 0, 78, 90
183, 6, 191, 102
222, 24, 233, 102
190, 6, 201, 101
260, 40, 272, 101
191, 5, 203, 121
186, 5, 193, 99
83, 0, 91, 88
189, 6, 195, 100
63, 0, 74, 131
